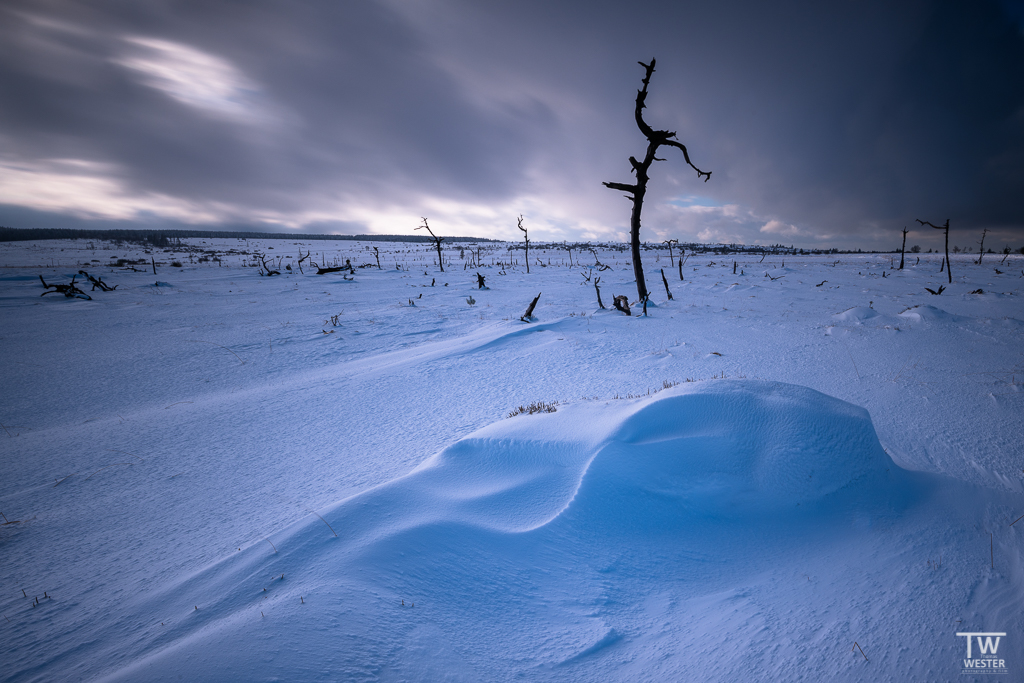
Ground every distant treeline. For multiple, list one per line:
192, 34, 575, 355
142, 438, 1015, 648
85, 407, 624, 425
0, 227, 498, 246
1, 226, 937, 254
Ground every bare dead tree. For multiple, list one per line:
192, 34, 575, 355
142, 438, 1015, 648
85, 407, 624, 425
663, 239, 679, 267
257, 253, 280, 276
517, 215, 529, 273
976, 229, 988, 264
475, 272, 486, 289
417, 217, 444, 273
39, 274, 91, 300
588, 247, 611, 271
916, 218, 951, 284
371, 246, 381, 269
613, 294, 631, 316
604, 59, 711, 304
899, 227, 908, 270
297, 249, 311, 274
78, 270, 117, 291
594, 276, 605, 309
521, 292, 541, 321
660, 268, 673, 300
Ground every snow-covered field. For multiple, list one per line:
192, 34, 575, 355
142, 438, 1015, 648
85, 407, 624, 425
1, 237, 1022, 682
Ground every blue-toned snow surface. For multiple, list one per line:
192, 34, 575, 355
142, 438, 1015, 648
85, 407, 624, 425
2, 241, 1022, 682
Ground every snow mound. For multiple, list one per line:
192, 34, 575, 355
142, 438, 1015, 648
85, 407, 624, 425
570, 380, 898, 522
331, 380, 901, 543
897, 304, 957, 322
100, 381, 913, 683
832, 306, 879, 321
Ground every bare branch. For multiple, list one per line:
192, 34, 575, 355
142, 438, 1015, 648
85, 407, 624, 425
634, 60, 657, 140
602, 181, 639, 194
662, 139, 712, 181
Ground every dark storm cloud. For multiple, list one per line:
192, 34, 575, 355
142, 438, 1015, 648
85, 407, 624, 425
1, 0, 1022, 248
0, 1, 548, 208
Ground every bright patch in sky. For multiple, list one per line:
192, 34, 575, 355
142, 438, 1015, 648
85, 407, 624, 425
668, 195, 725, 208
760, 219, 801, 236
0, 157, 264, 225
114, 37, 265, 123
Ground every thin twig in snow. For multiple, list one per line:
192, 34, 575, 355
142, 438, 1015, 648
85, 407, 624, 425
307, 510, 338, 537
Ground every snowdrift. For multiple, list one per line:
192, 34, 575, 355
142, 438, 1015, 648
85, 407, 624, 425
833, 306, 880, 322
99, 380, 918, 682
897, 304, 962, 323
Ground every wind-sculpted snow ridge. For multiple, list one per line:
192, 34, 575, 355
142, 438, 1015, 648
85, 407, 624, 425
97, 380, 924, 683
344, 379, 906, 539
564, 380, 908, 528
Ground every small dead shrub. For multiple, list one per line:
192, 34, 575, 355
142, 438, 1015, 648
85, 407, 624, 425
507, 401, 558, 418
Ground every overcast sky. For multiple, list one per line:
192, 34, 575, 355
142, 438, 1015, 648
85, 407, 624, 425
2, 0, 1023, 250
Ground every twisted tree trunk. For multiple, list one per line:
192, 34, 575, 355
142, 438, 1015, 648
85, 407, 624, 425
604, 59, 710, 303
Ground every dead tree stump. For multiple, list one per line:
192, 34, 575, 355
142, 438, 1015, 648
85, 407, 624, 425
613, 295, 631, 316
521, 292, 541, 321
899, 227, 907, 270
